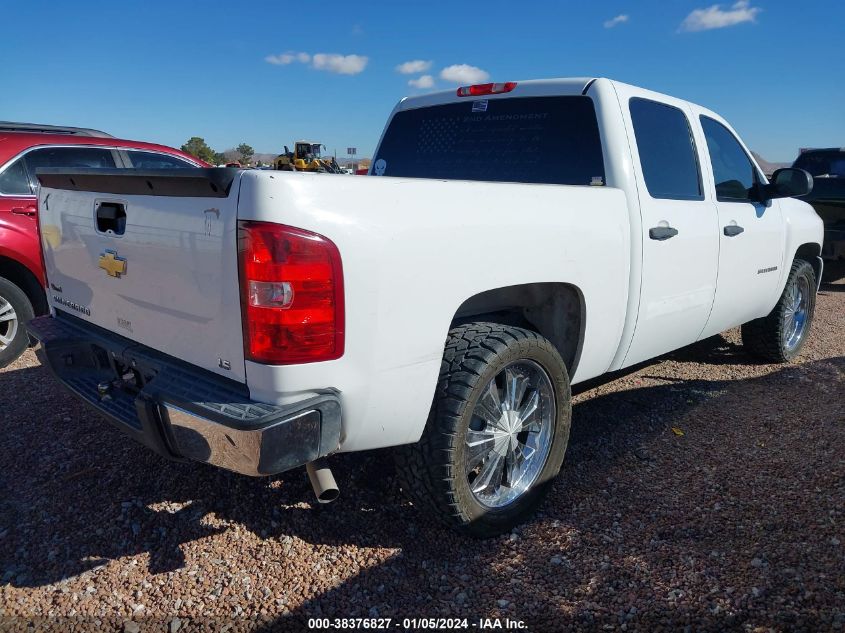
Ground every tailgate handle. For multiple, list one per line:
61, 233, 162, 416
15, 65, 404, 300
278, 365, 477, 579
96, 201, 126, 235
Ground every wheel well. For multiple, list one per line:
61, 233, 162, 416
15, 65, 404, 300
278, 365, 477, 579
794, 243, 822, 282
451, 283, 585, 375
0, 256, 47, 315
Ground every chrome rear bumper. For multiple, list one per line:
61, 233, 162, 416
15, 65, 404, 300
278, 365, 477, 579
27, 312, 341, 476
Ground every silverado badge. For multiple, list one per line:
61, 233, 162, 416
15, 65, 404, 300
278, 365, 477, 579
99, 250, 127, 278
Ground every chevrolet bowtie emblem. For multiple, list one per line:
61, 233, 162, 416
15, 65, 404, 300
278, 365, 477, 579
99, 250, 127, 278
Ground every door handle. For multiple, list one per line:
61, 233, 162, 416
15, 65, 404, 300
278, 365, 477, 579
649, 226, 679, 241
11, 205, 36, 217
723, 224, 745, 237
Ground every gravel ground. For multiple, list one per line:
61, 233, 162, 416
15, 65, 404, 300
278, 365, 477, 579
1, 277, 843, 632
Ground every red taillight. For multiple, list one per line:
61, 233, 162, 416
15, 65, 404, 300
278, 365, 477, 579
238, 221, 344, 364
456, 82, 517, 97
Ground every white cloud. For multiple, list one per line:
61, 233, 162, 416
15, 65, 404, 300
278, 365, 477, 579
396, 60, 432, 74
265, 51, 311, 65
312, 53, 369, 75
680, 0, 761, 32
265, 53, 296, 65
408, 75, 435, 89
604, 14, 629, 28
265, 51, 368, 75
439, 64, 490, 85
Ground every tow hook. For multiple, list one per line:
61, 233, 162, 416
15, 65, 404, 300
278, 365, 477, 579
97, 381, 111, 400
97, 370, 140, 401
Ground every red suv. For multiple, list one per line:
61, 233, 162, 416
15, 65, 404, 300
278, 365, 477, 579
0, 122, 205, 366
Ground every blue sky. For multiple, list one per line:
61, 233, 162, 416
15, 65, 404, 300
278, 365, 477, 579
2, 0, 842, 161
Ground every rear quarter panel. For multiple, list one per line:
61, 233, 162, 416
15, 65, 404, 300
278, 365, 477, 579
237, 171, 630, 451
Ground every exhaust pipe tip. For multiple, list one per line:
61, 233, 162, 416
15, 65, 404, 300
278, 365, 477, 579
315, 487, 340, 504
306, 458, 339, 504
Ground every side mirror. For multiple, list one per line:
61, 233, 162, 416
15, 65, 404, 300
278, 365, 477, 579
764, 168, 814, 200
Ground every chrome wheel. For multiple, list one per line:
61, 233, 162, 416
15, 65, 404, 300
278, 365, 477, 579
783, 275, 809, 352
464, 360, 555, 509
0, 296, 18, 352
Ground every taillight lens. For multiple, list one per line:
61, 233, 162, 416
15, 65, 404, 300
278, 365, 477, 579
456, 82, 517, 97
238, 221, 344, 364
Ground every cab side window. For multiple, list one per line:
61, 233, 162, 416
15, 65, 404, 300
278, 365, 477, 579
630, 98, 703, 200
700, 116, 759, 202
0, 158, 33, 195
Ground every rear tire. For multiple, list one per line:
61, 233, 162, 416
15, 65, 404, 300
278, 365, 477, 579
396, 323, 571, 538
0, 276, 34, 368
741, 259, 816, 362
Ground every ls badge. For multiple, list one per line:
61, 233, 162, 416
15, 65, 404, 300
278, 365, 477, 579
99, 250, 127, 278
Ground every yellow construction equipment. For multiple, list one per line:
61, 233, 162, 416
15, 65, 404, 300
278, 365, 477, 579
274, 141, 342, 173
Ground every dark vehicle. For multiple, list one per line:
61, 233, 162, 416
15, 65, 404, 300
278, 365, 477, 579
793, 148, 845, 260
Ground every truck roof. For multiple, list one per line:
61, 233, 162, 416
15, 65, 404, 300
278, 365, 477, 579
393, 77, 735, 120
397, 77, 596, 111
799, 147, 845, 154
392, 77, 734, 140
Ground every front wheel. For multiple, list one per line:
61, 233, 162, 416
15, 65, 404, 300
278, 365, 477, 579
396, 323, 571, 538
741, 259, 817, 362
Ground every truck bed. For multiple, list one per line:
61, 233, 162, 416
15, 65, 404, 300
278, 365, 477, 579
36, 168, 630, 451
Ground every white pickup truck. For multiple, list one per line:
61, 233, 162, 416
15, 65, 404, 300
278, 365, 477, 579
28, 78, 822, 537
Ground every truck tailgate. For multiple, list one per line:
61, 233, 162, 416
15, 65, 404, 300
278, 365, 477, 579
37, 168, 247, 382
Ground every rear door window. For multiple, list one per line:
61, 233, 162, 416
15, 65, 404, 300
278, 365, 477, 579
629, 98, 703, 200
373, 96, 605, 186
125, 150, 196, 169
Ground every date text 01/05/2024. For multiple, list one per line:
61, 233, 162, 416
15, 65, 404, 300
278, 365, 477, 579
306, 617, 528, 630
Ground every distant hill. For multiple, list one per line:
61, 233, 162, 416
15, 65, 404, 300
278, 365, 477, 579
252, 153, 278, 165
752, 151, 791, 176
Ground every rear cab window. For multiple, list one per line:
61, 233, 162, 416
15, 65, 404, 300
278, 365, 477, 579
372, 96, 605, 186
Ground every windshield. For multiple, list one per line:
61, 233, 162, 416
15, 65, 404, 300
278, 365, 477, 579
296, 143, 322, 158
793, 150, 845, 178
372, 96, 605, 186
